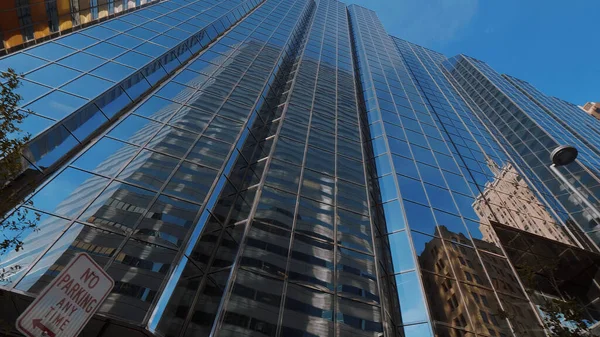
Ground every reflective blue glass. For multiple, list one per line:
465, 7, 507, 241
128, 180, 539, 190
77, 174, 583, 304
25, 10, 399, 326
10, 113, 54, 139
80, 26, 120, 40
58, 52, 106, 72
85, 42, 128, 59
61, 75, 114, 99
14, 80, 52, 106
133, 96, 182, 122
56, 33, 100, 49
25, 91, 88, 120
63, 104, 109, 141
114, 51, 153, 68
29, 167, 109, 218
24, 43, 76, 61
27, 64, 82, 88
394, 272, 428, 324
73, 137, 138, 177
91, 62, 136, 82
0, 53, 46, 74
387, 231, 414, 272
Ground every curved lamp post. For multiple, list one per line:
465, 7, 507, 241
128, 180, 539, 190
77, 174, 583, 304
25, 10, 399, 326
549, 145, 600, 231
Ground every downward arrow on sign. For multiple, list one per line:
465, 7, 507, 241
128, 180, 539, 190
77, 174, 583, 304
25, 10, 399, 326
32, 319, 56, 337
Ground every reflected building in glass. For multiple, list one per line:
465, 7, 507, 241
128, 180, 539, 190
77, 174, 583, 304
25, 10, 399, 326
2, 0, 600, 336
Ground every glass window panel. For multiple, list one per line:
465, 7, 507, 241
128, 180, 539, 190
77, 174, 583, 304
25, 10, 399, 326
164, 162, 218, 203
167, 105, 212, 133
153, 257, 202, 337
0, 53, 46, 74
337, 180, 369, 214
417, 162, 446, 187
337, 208, 373, 251
150, 35, 181, 48
164, 28, 189, 41
289, 235, 334, 291
117, 150, 179, 191
58, 52, 106, 72
80, 25, 119, 40
25, 90, 88, 120
96, 85, 134, 118
186, 136, 230, 169
182, 270, 228, 336
254, 187, 297, 229
272, 137, 305, 165
221, 270, 283, 336
425, 184, 458, 214
61, 74, 114, 99
63, 104, 109, 141
14, 80, 52, 107
388, 230, 415, 273
337, 248, 379, 303
133, 96, 181, 122
56, 33, 99, 49
73, 137, 138, 177
0, 210, 70, 287
296, 197, 334, 241
29, 167, 109, 218
26, 125, 79, 169
393, 155, 420, 180
379, 174, 398, 202
91, 61, 136, 82
305, 146, 334, 176
142, 62, 168, 87
125, 27, 159, 41
102, 19, 136, 32
108, 115, 162, 145
135, 42, 169, 58
114, 50, 153, 68
404, 200, 436, 235
103, 239, 177, 323
79, 180, 155, 233
106, 34, 144, 49
155, 82, 196, 104
9, 113, 54, 139
395, 271, 428, 324
122, 72, 151, 101
336, 297, 382, 336
202, 116, 241, 143
29, 64, 82, 88
402, 323, 433, 337
15, 223, 126, 294
301, 169, 334, 205
173, 70, 208, 89
421, 273, 474, 330
398, 175, 428, 204
280, 284, 334, 336
241, 221, 290, 276
264, 159, 301, 193
135, 194, 199, 248
382, 199, 405, 232
24, 43, 76, 61
147, 126, 196, 158
85, 42, 128, 59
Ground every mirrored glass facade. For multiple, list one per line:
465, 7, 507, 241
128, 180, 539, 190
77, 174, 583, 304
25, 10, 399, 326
2, 1, 600, 336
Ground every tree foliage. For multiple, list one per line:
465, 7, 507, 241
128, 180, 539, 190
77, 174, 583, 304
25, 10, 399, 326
0, 69, 39, 282
513, 257, 598, 337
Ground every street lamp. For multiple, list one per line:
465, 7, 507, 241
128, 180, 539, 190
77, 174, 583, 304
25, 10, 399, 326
549, 145, 600, 230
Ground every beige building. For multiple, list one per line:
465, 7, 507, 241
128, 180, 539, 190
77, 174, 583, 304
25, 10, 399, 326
419, 226, 545, 337
473, 161, 572, 245
582, 102, 600, 120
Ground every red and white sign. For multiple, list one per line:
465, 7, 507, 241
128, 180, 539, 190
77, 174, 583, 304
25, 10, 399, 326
16, 253, 114, 337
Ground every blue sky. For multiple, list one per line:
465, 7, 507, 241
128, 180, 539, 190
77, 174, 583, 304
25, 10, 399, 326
346, 0, 600, 105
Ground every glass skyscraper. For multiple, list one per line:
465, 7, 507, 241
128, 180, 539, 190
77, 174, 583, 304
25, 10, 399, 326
1, 0, 600, 336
